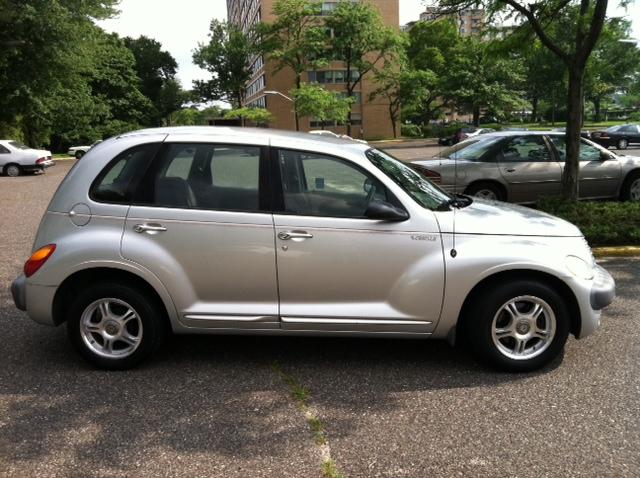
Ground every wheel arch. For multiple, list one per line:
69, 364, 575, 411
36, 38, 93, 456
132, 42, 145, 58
620, 168, 640, 200
464, 179, 507, 201
455, 269, 581, 342
52, 267, 175, 329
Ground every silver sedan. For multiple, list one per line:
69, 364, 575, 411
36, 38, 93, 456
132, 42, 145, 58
411, 131, 640, 203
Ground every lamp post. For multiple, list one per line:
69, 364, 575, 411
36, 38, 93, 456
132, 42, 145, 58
264, 90, 297, 130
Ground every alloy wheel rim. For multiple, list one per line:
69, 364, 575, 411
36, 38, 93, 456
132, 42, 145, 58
630, 178, 640, 201
491, 295, 556, 361
620, 139, 628, 149
475, 189, 497, 200
6, 166, 19, 177
80, 298, 143, 358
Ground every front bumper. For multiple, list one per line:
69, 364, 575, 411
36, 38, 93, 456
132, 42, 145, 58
11, 274, 26, 311
590, 264, 616, 310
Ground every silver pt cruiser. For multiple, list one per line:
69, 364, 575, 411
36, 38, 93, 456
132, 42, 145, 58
11, 127, 615, 371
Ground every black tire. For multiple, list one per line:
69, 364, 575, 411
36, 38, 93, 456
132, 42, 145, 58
464, 181, 505, 201
3, 163, 21, 177
75, 150, 85, 159
620, 171, 640, 202
66, 282, 166, 370
617, 138, 628, 150
464, 280, 570, 372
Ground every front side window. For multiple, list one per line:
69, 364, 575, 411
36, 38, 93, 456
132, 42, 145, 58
144, 143, 262, 212
91, 143, 160, 204
278, 149, 388, 217
367, 149, 451, 210
500, 136, 551, 162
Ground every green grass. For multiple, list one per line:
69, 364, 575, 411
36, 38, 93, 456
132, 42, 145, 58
322, 459, 345, 478
537, 199, 640, 246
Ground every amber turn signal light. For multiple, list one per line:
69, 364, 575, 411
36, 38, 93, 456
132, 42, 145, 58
24, 244, 56, 278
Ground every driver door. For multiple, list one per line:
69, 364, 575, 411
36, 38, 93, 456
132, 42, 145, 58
271, 147, 444, 334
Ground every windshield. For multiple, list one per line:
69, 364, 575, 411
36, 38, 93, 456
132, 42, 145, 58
438, 136, 502, 161
9, 141, 30, 150
366, 149, 451, 210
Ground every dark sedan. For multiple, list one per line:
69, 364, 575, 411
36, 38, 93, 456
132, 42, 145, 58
590, 124, 640, 150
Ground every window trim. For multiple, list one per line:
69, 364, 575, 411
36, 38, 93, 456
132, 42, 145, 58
131, 142, 271, 214
270, 147, 407, 219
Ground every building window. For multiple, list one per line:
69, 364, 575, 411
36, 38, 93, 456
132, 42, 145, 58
308, 70, 360, 84
246, 96, 267, 109
245, 74, 265, 98
310, 119, 338, 128
350, 113, 362, 125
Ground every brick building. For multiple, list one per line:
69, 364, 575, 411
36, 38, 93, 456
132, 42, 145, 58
226, 0, 400, 139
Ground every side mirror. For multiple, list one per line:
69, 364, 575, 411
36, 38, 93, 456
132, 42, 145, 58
365, 200, 409, 222
600, 151, 612, 161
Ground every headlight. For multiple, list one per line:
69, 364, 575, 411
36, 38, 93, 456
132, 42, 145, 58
565, 255, 594, 280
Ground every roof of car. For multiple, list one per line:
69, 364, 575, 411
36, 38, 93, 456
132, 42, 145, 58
475, 130, 565, 138
116, 126, 370, 150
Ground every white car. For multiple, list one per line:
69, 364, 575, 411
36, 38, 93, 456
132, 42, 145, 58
68, 140, 102, 159
0, 140, 54, 177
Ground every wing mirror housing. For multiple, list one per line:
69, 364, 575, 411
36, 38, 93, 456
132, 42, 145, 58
600, 151, 613, 161
365, 200, 409, 221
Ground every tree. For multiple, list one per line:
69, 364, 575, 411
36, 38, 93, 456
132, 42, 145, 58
124, 36, 184, 125
0, 0, 119, 145
224, 107, 274, 126
291, 83, 354, 129
440, 0, 610, 200
370, 58, 435, 138
584, 18, 640, 122
405, 19, 462, 125
259, 0, 328, 130
193, 20, 258, 108
443, 37, 526, 125
325, 1, 402, 135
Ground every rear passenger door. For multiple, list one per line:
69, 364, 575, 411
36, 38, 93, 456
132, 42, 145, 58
120, 138, 280, 330
497, 135, 562, 202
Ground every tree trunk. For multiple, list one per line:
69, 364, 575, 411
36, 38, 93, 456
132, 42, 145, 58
562, 68, 584, 202
390, 105, 397, 138
472, 106, 480, 127
531, 97, 538, 123
593, 96, 601, 122
294, 76, 301, 131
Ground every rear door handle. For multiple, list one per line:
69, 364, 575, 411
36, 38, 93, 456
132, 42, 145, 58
278, 230, 313, 240
505, 168, 516, 173
134, 223, 167, 234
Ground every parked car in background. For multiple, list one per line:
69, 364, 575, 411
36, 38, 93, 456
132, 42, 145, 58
590, 124, 640, 150
11, 127, 615, 373
0, 140, 53, 177
438, 127, 495, 146
68, 140, 102, 159
551, 127, 591, 139
411, 131, 640, 203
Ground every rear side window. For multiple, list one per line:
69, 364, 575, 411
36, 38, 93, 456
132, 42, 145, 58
0, 145, 9, 154
137, 143, 263, 212
91, 143, 160, 204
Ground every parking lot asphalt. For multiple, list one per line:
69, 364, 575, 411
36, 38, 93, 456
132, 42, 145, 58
0, 161, 639, 477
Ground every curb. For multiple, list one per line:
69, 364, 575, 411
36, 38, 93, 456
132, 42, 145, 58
592, 246, 640, 258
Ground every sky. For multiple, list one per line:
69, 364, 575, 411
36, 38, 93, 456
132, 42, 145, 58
99, 0, 640, 89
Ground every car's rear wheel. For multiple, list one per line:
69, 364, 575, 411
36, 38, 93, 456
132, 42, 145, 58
464, 182, 504, 201
67, 282, 166, 369
621, 171, 640, 201
75, 150, 85, 159
617, 138, 629, 150
465, 280, 570, 372
4, 164, 21, 177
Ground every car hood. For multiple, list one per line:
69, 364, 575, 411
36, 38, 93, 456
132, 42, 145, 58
438, 198, 582, 237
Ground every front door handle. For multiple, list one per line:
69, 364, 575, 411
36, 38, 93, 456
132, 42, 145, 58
134, 223, 167, 234
505, 168, 516, 173
278, 230, 313, 240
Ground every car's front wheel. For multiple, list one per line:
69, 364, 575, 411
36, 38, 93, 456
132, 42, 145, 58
464, 182, 505, 201
465, 280, 570, 372
617, 138, 629, 150
67, 282, 166, 370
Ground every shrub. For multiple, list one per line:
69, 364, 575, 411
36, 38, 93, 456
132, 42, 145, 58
401, 123, 422, 138
536, 198, 640, 246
